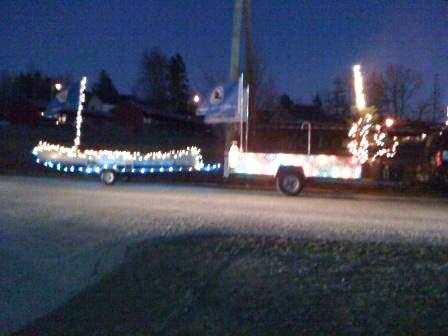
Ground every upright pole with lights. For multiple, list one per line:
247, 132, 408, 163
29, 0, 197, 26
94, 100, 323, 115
74, 77, 87, 148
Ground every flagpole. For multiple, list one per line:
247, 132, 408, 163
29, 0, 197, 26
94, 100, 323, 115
245, 85, 249, 153
74, 77, 87, 148
239, 73, 244, 151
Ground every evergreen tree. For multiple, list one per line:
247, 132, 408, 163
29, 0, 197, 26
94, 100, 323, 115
167, 53, 189, 113
92, 70, 119, 104
138, 48, 168, 108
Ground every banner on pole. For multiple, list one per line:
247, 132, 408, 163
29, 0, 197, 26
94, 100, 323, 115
45, 83, 82, 116
197, 74, 245, 124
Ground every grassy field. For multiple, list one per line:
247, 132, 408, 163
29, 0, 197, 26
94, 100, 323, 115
14, 235, 448, 335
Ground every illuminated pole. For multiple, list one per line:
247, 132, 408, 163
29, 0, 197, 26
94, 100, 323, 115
446, 105, 448, 127
353, 64, 366, 111
74, 77, 87, 148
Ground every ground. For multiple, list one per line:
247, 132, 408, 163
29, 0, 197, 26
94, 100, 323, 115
2, 124, 448, 334
13, 235, 448, 335
1, 176, 448, 334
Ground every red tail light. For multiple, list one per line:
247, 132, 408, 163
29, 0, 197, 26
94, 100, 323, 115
435, 151, 442, 168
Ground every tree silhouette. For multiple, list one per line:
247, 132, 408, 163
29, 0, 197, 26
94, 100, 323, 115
167, 53, 190, 113
137, 48, 169, 109
92, 70, 119, 104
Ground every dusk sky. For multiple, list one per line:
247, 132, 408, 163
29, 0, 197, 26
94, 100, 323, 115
1, 0, 447, 105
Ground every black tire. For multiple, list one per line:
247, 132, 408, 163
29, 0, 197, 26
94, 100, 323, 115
276, 173, 304, 196
100, 169, 116, 185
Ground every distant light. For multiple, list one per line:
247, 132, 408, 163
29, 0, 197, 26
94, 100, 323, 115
421, 133, 427, 140
385, 118, 394, 128
54, 83, 63, 91
193, 94, 200, 104
40, 112, 44, 117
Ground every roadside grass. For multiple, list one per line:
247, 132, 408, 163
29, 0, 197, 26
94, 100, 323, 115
14, 235, 448, 335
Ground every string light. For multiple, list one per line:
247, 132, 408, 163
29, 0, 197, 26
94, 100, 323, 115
228, 151, 362, 179
348, 65, 399, 163
353, 65, 366, 111
33, 142, 220, 175
74, 77, 87, 148
33, 141, 205, 171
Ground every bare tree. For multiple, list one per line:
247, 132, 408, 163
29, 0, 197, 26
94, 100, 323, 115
366, 71, 387, 115
322, 74, 351, 117
383, 64, 422, 119
430, 74, 442, 122
247, 52, 277, 112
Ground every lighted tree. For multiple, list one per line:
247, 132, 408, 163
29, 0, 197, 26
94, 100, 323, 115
347, 65, 399, 163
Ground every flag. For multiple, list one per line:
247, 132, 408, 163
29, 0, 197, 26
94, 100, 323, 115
197, 74, 244, 124
45, 83, 82, 116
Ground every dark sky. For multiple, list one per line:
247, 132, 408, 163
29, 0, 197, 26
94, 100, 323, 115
1, 0, 447, 105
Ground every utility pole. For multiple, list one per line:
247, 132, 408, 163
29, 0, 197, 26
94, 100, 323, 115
230, 0, 243, 81
229, 0, 256, 150
244, 0, 256, 146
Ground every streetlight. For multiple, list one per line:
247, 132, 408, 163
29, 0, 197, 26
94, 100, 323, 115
54, 83, 63, 91
193, 94, 200, 104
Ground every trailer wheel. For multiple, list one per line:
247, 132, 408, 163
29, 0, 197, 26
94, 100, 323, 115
276, 172, 304, 196
101, 169, 116, 185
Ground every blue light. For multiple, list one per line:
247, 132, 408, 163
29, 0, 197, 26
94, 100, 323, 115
86, 167, 92, 174
179, 167, 183, 172
63, 167, 68, 172
70, 166, 75, 172
48, 162, 54, 168
56, 163, 61, 171
121, 168, 126, 173
103, 164, 108, 169
150, 168, 154, 173
160, 167, 164, 172
78, 167, 84, 172
94, 167, 100, 174
168, 167, 173, 172
36, 158, 40, 164
140, 168, 145, 174
131, 168, 135, 173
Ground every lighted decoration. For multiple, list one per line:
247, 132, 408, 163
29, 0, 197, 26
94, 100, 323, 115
32, 141, 220, 175
74, 77, 87, 148
348, 65, 399, 163
33, 76, 216, 177
353, 65, 366, 111
228, 151, 362, 179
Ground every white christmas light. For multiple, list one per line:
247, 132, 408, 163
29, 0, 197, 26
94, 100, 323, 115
74, 77, 87, 148
353, 65, 366, 111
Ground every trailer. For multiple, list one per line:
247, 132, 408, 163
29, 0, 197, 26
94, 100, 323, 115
32, 141, 220, 185
32, 76, 362, 195
224, 144, 362, 195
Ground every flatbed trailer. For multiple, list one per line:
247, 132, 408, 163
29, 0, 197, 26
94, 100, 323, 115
224, 148, 362, 195
33, 141, 361, 196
